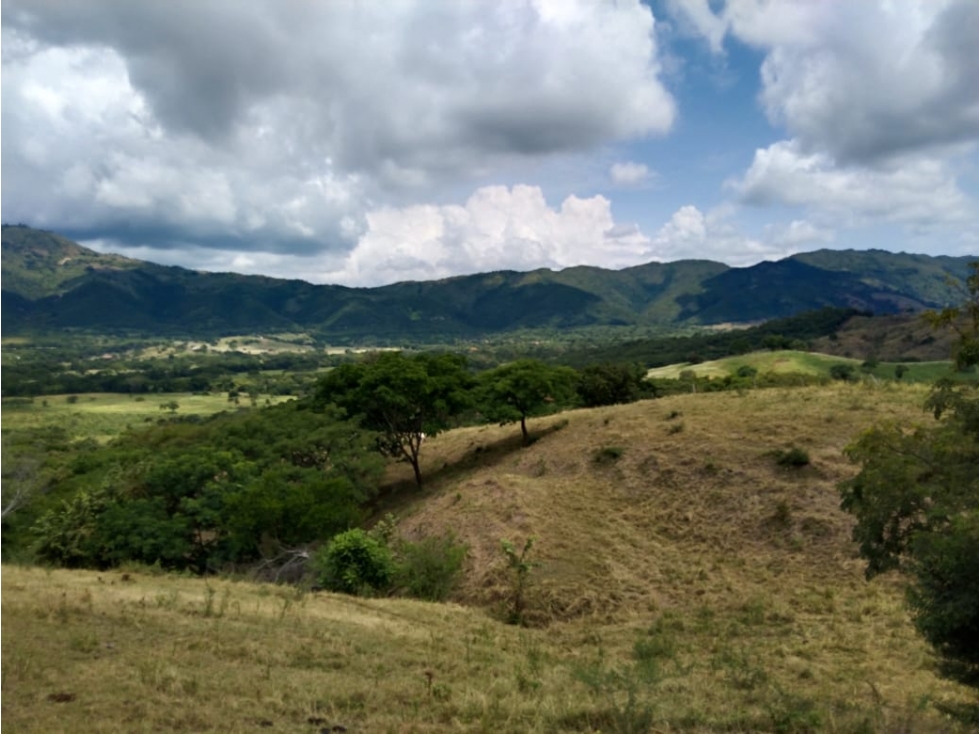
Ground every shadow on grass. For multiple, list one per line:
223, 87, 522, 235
369, 419, 570, 516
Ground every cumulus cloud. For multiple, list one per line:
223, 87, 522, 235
732, 140, 971, 230
609, 161, 652, 187
667, 0, 979, 244
329, 185, 654, 286
671, 0, 979, 162
645, 204, 786, 265
1, 0, 675, 270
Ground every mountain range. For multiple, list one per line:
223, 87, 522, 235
2, 224, 974, 340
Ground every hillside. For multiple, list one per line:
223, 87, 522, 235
3, 224, 974, 340
3, 384, 975, 732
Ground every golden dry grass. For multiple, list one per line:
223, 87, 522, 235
3, 383, 977, 732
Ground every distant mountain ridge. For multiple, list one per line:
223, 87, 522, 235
2, 224, 974, 339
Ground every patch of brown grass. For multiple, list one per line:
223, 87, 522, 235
4, 383, 976, 732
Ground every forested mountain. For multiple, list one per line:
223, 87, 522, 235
2, 224, 973, 339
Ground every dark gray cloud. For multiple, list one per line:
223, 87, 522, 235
1, 0, 675, 277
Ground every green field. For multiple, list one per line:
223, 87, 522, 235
646, 349, 957, 383
1, 392, 295, 442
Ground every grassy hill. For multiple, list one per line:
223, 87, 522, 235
6, 384, 974, 732
644, 349, 956, 383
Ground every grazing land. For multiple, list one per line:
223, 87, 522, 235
4, 383, 976, 732
644, 350, 954, 383
1, 392, 294, 443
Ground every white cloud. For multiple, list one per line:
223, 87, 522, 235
1, 0, 676, 268
609, 161, 652, 187
670, 0, 979, 164
324, 185, 655, 286
732, 140, 972, 229
645, 204, 784, 264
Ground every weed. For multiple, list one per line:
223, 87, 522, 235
771, 499, 794, 529
766, 689, 823, 733
500, 537, 540, 625
667, 421, 685, 435
666, 410, 683, 420
593, 445, 625, 464
771, 446, 811, 467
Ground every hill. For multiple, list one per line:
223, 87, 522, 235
643, 349, 954, 383
3, 384, 975, 732
3, 224, 974, 340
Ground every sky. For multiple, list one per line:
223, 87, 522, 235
2, 0, 978, 287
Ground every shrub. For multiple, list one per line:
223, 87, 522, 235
593, 446, 624, 464
773, 446, 810, 468
394, 534, 467, 602
829, 363, 856, 381
313, 528, 394, 596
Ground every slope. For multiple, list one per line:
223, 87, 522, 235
4, 384, 975, 732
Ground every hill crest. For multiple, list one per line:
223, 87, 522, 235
2, 224, 974, 339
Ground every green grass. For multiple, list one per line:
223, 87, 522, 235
646, 349, 958, 383
1, 392, 295, 442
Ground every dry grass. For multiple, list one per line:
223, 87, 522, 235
3, 383, 977, 732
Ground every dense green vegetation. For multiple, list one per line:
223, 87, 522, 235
4, 224, 973, 339
4, 402, 384, 572
841, 263, 979, 690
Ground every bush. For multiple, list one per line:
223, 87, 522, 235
313, 528, 394, 596
593, 446, 624, 464
773, 446, 810, 468
394, 534, 467, 601
829, 363, 856, 381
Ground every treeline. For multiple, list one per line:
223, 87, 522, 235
3, 402, 384, 572
1, 350, 340, 397
562, 307, 862, 368
1, 354, 656, 569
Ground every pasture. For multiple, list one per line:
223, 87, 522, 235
645, 349, 956, 383
0, 392, 294, 443
3, 381, 976, 732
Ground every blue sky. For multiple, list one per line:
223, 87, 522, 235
2, 0, 977, 286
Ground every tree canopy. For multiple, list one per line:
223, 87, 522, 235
315, 352, 473, 487
478, 359, 577, 444
840, 262, 979, 689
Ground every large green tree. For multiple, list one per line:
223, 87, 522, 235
840, 262, 979, 688
478, 359, 577, 444
315, 352, 473, 488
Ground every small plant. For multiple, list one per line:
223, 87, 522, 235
772, 446, 810, 468
501, 537, 540, 625
770, 499, 793, 528
593, 446, 624, 464
394, 534, 467, 602
665, 410, 682, 420
667, 422, 684, 435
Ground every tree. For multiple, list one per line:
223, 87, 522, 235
159, 400, 180, 414
315, 352, 473, 488
577, 362, 649, 407
479, 359, 577, 444
840, 261, 979, 689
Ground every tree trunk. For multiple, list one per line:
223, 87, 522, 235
410, 456, 423, 489
520, 415, 529, 445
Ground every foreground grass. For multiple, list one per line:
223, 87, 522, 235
1, 392, 294, 442
3, 562, 973, 734
4, 383, 977, 731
